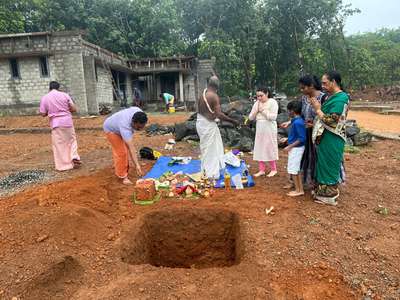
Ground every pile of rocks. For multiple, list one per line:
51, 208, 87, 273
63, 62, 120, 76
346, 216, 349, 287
173, 99, 273, 152
345, 120, 372, 146
0, 170, 46, 193
99, 103, 113, 115
147, 97, 371, 151
145, 124, 174, 136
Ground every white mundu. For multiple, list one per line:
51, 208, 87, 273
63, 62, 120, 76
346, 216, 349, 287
196, 113, 225, 179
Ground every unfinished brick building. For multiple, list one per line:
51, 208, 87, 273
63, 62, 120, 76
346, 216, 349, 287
0, 31, 214, 115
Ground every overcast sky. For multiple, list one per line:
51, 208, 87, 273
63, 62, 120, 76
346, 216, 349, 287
343, 0, 400, 35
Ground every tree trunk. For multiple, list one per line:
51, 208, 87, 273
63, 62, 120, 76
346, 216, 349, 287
267, 52, 277, 90
292, 22, 304, 76
340, 26, 353, 89
240, 44, 253, 92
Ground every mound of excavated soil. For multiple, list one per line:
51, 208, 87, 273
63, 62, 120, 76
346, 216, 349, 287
0, 114, 399, 299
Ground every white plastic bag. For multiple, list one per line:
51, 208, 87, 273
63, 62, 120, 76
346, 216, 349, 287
171, 157, 192, 165
223, 151, 241, 167
232, 174, 243, 189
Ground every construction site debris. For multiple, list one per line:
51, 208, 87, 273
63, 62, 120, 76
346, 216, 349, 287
0, 170, 46, 192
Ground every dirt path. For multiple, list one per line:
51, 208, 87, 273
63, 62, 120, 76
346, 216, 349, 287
2, 110, 398, 135
0, 114, 399, 299
0, 112, 190, 129
0, 113, 189, 179
348, 111, 400, 134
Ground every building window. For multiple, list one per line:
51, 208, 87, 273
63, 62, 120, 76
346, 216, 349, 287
9, 58, 20, 79
39, 56, 49, 77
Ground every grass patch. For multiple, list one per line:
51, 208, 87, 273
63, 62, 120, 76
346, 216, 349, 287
392, 153, 400, 161
374, 205, 390, 216
344, 145, 361, 154
308, 217, 320, 225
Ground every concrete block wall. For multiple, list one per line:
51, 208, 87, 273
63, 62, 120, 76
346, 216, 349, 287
50, 34, 82, 52
0, 33, 88, 114
52, 51, 88, 114
174, 79, 180, 102
196, 59, 215, 98
0, 31, 212, 115
0, 33, 81, 55
0, 54, 84, 106
183, 74, 196, 103
82, 43, 133, 110
96, 65, 113, 106
81, 42, 126, 66
0, 57, 50, 107
0, 36, 48, 54
126, 74, 133, 106
83, 55, 98, 114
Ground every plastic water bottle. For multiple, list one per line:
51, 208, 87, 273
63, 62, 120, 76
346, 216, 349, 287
224, 171, 231, 190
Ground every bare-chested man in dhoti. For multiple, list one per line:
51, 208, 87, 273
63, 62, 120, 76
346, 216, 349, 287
196, 76, 239, 179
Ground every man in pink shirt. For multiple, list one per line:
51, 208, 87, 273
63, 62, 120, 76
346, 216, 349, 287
39, 81, 81, 171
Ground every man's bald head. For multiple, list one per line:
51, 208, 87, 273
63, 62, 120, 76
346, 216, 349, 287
208, 75, 220, 90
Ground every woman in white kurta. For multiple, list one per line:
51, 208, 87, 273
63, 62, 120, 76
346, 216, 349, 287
248, 87, 279, 177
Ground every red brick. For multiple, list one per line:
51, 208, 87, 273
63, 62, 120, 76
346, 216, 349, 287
135, 180, 156, 201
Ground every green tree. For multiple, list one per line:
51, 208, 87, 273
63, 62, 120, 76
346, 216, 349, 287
1, 0, 399, 96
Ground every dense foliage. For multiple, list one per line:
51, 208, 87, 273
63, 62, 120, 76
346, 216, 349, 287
1, 0, 399, 95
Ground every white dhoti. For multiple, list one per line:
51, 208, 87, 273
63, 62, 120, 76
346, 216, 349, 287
196, 114, 225, 179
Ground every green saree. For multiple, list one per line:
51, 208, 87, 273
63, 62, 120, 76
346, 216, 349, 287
314, 91, 349, 200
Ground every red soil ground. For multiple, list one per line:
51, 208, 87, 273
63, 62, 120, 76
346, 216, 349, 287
0, 112, 399, 299
348, 111, 400, 135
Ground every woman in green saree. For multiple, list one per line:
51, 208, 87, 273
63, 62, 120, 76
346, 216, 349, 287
310, 71, 349, 205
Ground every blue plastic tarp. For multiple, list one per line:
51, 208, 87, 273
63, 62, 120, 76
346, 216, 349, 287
143, 156, 254, 188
